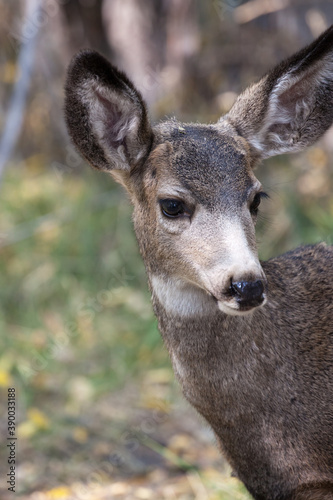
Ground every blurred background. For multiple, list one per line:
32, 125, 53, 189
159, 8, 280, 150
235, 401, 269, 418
0, 1, 333, 499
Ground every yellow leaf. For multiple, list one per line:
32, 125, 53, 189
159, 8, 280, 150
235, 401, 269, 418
45, 486, 72, 499
0, 370, 11, 387
27, 407, 50, 430
17, 420, 37, 439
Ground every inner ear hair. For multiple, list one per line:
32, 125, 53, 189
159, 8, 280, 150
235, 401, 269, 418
225, 25, 333, 159
64, 50, 153, 174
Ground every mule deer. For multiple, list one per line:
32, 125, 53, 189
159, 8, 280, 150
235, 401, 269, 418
65, 26, 333, 500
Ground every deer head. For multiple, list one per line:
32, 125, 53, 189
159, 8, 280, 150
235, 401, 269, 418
65, 26, 333, 317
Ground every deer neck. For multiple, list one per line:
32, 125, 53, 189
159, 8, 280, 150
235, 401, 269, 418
149, 273, 265, 419
148, 273, 257, 352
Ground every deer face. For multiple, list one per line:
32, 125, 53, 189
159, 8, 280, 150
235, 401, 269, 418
132, 121, 266, 316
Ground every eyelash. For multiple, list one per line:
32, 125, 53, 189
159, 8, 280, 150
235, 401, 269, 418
250, 191, 269, 215
159, 199, 191, 218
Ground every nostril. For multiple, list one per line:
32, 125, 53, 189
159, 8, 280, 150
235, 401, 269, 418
230, 281, 244, 297
230, 279, 265, 305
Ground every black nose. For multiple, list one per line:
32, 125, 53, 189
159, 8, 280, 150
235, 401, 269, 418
230, 280, 265, 308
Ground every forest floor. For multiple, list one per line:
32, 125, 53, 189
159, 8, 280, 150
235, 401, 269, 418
1, 378, 251, 500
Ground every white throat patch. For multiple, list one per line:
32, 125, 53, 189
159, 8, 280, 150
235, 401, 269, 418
150, 275, 216, 317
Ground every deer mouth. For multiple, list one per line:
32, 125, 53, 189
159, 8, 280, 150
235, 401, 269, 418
216, 296, 267, 316
217, 298, 266, 316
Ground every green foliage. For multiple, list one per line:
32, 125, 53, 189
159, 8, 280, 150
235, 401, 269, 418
0, 165, 167, 404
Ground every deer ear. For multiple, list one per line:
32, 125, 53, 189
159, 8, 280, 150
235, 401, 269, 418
64, 50, 153, 174
225, 26, 333, 159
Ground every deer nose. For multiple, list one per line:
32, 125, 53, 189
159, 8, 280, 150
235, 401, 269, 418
230, 279, 265, 308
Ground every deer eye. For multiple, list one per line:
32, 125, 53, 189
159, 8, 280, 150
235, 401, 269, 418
159, 199, 186, 218
250, 192, 268, 216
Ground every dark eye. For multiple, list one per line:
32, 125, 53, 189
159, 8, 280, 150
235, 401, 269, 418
250, 192, 268, 215
159, 199, 186, 218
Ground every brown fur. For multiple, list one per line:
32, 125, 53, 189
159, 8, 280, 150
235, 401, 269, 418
65, 26, 333, 500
